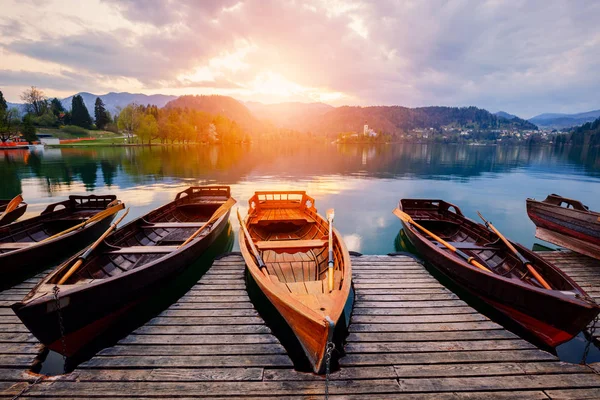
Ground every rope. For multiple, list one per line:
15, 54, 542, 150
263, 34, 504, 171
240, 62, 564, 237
324, 341, 335, 399
11, 376, 44, 400
52, 286, 68, 373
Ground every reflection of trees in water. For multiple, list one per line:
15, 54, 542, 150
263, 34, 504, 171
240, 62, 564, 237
3, 144, 600, 193
0, 152, 22, 198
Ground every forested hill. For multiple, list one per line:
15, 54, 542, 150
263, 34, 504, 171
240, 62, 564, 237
310, 106, 537, 136
165, 95, 260, 133
568, 117, 600, 146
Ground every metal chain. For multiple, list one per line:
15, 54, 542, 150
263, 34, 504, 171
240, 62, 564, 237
324, 341, 335, 399
11, 376, 44, 400
581, 313, 599, 367
52, 285, 68, 373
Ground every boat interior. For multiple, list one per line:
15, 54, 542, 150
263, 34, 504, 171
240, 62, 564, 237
245, 192, 345, 296
400, 199, 575, 291
51, 187, 230, 285
0, 196, 116, 254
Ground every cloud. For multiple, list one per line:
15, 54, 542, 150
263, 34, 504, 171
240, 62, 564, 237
1, 0, 599, 115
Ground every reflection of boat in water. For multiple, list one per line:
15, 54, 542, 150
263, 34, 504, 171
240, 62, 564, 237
394, 198, 600, 347
527, 194, 600, 260
239, 191, 352, 374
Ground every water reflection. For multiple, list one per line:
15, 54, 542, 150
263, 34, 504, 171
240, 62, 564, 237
3, 143, 600, 253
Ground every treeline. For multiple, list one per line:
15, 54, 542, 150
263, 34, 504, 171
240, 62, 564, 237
0, 86, 118, 143
312, 106, 538, 137
554, 117, 600, 147
117, 103, 250, 145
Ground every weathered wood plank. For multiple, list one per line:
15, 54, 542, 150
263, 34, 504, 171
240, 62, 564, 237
351, 306, 477, 316
98, 343, 287, 356
133, 324, 272, 335
349, 321, 502, 332
346, 339, 535, 353
396, 373, 600, 392
341, 349, 556, 366
347, 330, 519, 342
67, 367, 265, 382
147, 316, 264, 326
350, 314, 489, 324
119, 334, 279, 345
78, 354, 294, 369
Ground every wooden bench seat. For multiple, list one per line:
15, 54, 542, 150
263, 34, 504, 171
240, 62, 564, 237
255, 239, 327, 251
141, 222, 205, 229
108, 246, 178, 254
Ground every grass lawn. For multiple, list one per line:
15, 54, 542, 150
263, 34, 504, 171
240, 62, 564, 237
37, 127, 122, 139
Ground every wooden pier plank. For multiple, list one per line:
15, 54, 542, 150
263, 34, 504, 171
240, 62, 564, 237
2, 253, 600, 399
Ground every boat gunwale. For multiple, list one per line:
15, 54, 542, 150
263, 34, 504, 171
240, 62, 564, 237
23, 188, 233, 303
396, 199, 596, 309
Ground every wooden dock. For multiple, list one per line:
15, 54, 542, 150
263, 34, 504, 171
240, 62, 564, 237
2, 253, 600, 398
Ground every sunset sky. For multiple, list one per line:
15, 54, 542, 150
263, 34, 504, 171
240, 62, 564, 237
1, 0, 599, 117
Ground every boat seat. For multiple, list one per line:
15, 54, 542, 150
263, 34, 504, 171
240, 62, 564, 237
250, 209, 315, 225
434, 241, 501, 251
0, 242, 37, 250
255, 239, 327, 251
141, 222, 205, 229
107, 246, 178, 254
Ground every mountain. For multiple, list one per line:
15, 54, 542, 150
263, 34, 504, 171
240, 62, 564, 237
310, 106, 537, 136
165, 95, 260, 132
245, 101, 334, 129
5, 102, 26, 115
529, 109, 600, 129
569, 117, 600, 146
495, 111, 518, 120
60, 92, 177, 116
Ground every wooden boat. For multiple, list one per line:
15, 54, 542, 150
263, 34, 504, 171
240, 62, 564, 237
0, 195, 121, 283
527, 194, 600, 260
0, 197, 27, 226
12, 186, 234, 356
394, 199, 600, 347
238, 191, 351, 373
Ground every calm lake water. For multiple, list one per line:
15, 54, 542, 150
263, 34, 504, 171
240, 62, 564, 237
2, 143, 600, 371
3, 143, 599, 254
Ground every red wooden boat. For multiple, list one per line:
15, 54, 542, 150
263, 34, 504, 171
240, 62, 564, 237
12, 186, 234, 356
527, 194, 600, 260
394, 199, 599, 347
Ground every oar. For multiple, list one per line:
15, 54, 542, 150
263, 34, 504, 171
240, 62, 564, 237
236, 208, 268, 276
41, 202, 125, 243
326, 208, 335, 292
0, 194, 23, 219
58, 208, 130, 285
477, 211, 552, 290
179, 198, 236, 248
393, 208, 492, 273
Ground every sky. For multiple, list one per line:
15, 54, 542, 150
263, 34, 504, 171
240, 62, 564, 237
0, 0, 599, 118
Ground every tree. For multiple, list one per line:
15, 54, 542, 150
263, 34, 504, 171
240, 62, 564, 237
117, 103, 140, 140
0, 108, 20, 142
50, 98, 65, 116
94, 97, 110, 130
135, 114, 158, 145
21, 86, 47, 116
0, 90, 7, 113
21, 114, 37, 142
71, 95, 92, 128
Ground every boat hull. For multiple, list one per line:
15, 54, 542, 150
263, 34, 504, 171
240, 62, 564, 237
527, 198, 600, 259
398, 200, 599, 347
12, 209, 230, 356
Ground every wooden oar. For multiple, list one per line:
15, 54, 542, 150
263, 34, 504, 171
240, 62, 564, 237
326, 208, 335, 292
179, 197, 236, 248
393, 208, 492, 273
0, 194, 23, 219
236, 208, 268, 276
58, 208, 130, 285
41, 202, 125, 243
477, 211, 552, 290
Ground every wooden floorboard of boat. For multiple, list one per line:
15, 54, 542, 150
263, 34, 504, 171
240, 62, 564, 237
2, 253, 600, 398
